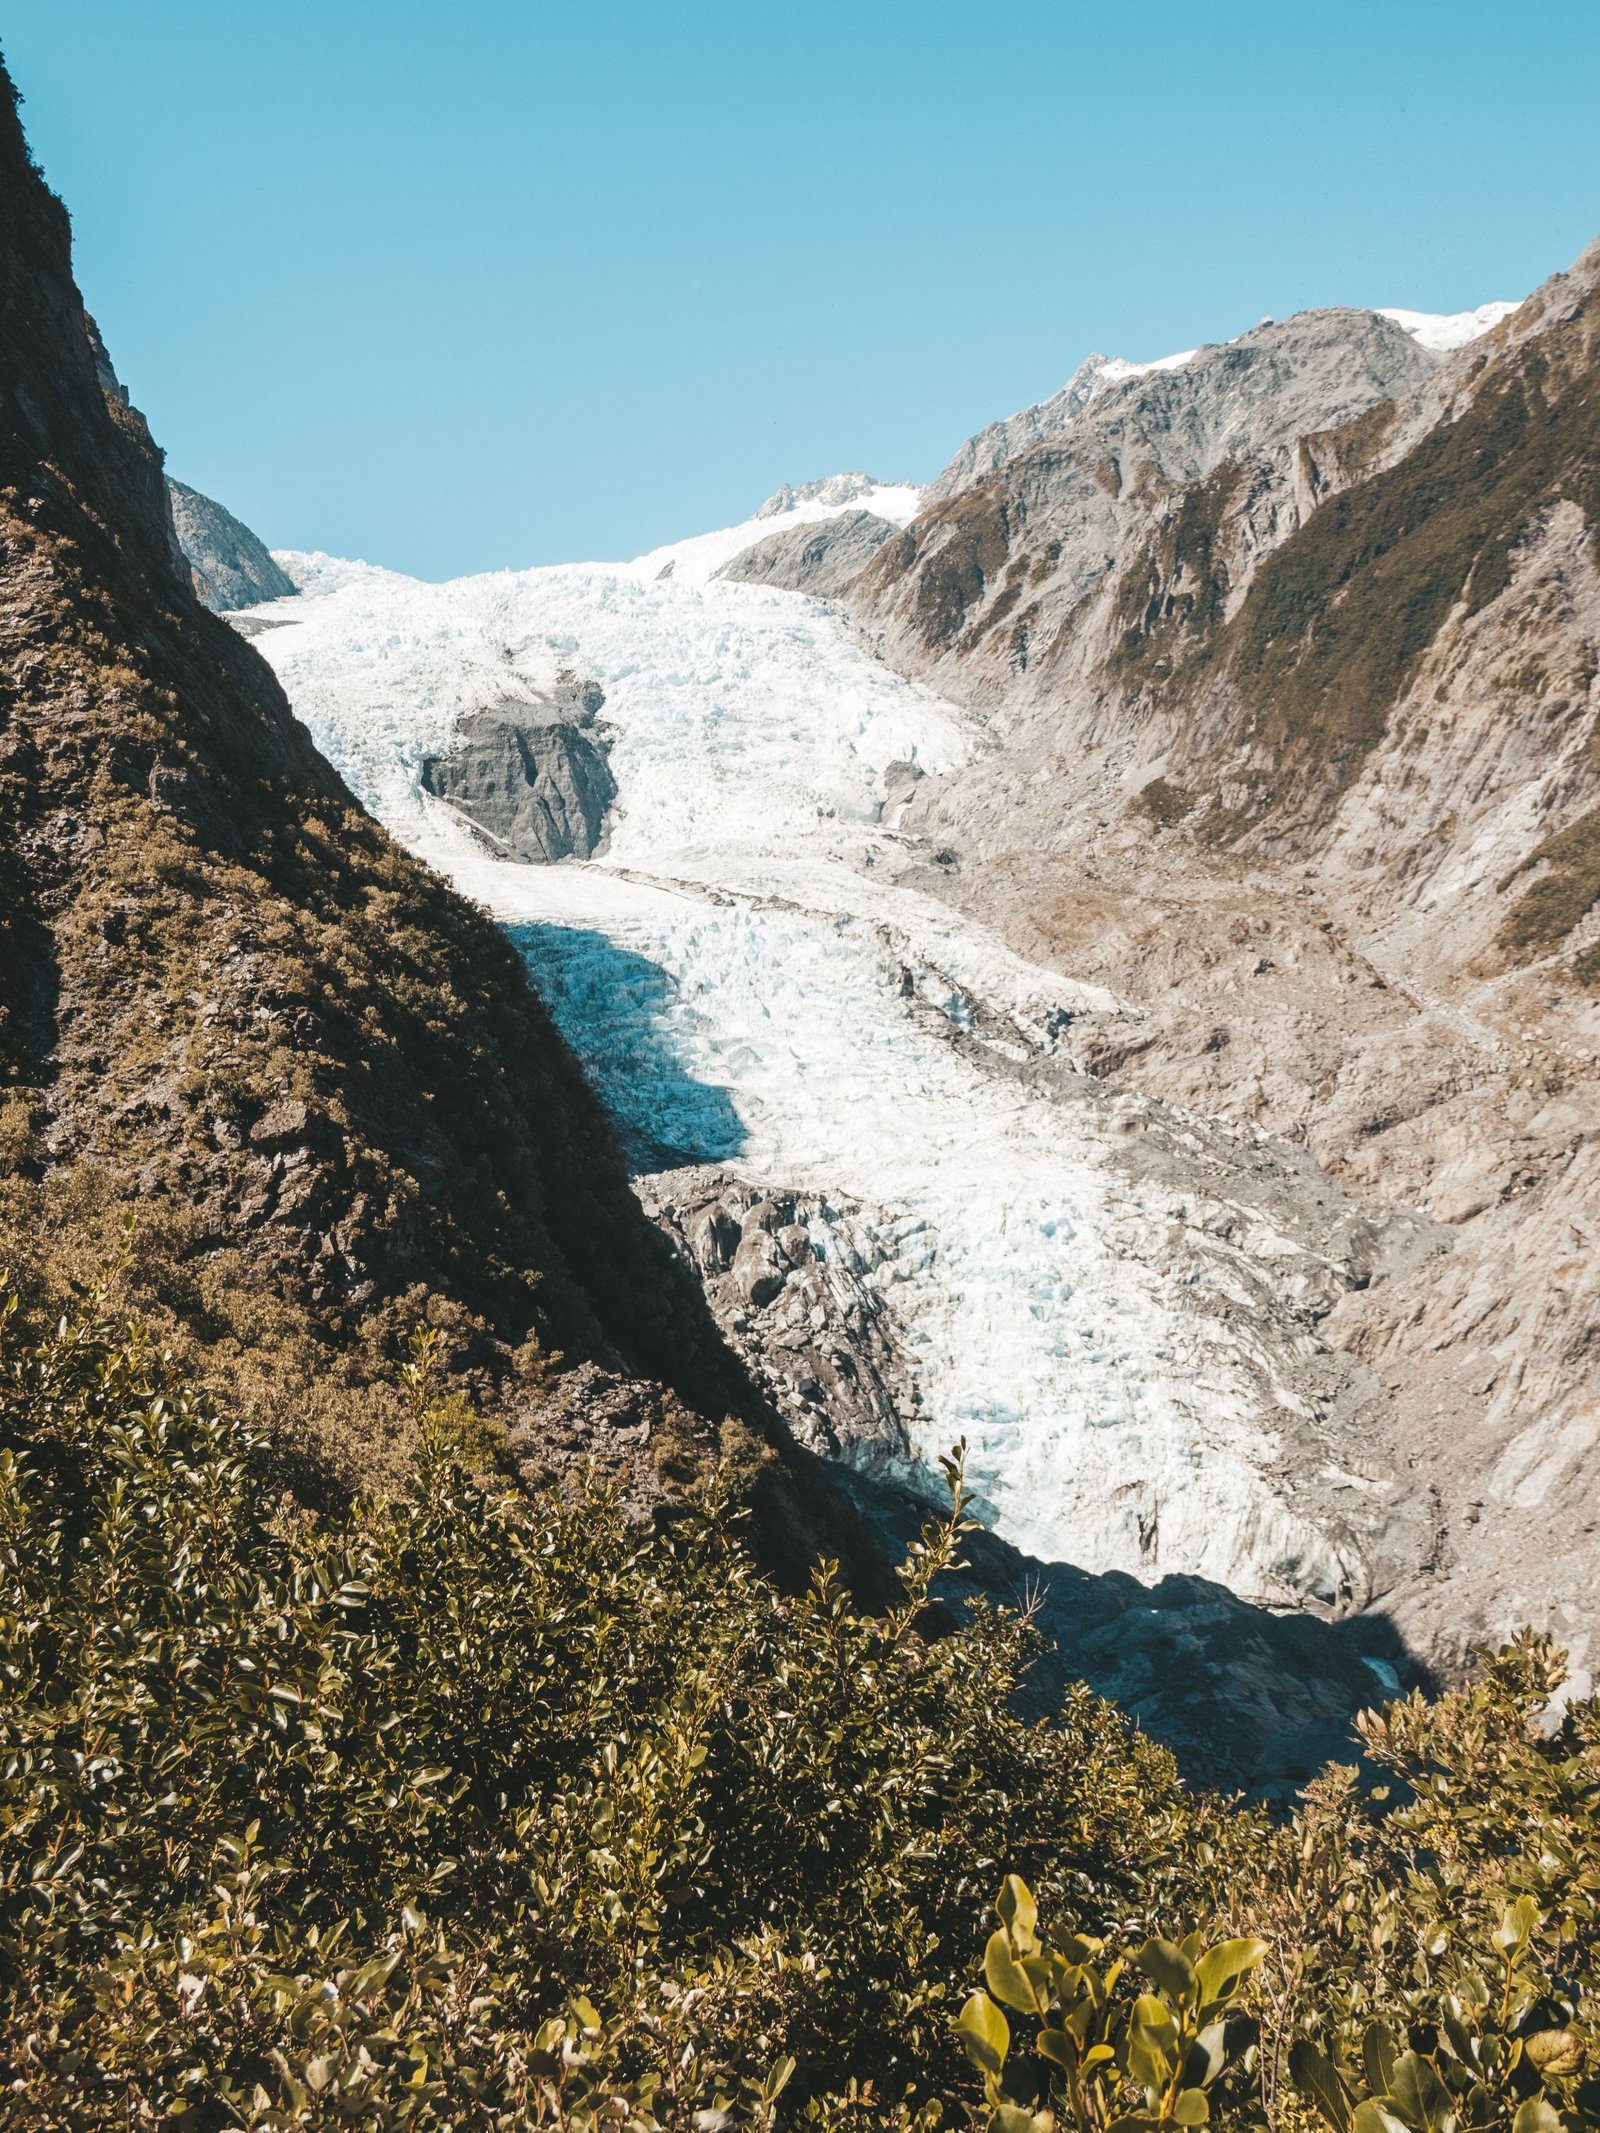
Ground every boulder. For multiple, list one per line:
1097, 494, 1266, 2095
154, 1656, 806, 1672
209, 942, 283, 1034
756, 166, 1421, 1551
421, 697, 616, 863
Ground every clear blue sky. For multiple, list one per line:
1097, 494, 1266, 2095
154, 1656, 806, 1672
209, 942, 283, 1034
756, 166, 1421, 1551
5, 1, 1598, 580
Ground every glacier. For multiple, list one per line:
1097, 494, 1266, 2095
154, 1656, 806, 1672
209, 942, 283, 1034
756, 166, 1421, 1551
248, 486, 1357, 1605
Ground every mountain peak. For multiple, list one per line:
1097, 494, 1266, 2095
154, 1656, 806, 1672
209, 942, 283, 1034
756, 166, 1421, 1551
754, 470, 914, 519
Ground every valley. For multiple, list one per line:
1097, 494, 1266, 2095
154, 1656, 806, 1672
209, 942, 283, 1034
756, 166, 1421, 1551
218, 249, 1600, 1703
241, 490, 1430, 1643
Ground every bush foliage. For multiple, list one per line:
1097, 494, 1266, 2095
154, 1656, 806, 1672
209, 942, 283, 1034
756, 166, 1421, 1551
0, 1289, 1594, 2130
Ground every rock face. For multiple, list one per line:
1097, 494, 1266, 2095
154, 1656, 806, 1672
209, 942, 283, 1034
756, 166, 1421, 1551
0, 53, 870, 1585
844, 245, 1600, 1679
421, 681, 615, 862
715, 510, 898, 597
638, 1168, 922, 1467
925, 348, 1195, 503
849, 306, 1442, 700
166, 477, 297, 610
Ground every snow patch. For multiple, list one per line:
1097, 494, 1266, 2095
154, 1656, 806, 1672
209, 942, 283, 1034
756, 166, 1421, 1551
1092, 348, 1199, 384
1379, 300, 1520, 352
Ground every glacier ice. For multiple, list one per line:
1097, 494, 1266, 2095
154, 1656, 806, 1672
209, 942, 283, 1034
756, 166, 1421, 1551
252, 494, 1353, 1604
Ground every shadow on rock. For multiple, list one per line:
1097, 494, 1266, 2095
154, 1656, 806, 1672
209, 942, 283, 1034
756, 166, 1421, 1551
842, 1468, 1431, 1802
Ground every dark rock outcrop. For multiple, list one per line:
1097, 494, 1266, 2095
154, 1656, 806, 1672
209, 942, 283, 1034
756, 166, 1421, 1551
715, 509, 897, 598
639, 1168, 921, 1465
421, 694, 616, 862
167, 477, 297, 610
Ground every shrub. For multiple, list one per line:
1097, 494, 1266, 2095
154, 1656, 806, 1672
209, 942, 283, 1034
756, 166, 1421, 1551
0, 1289, 1215, 2128
0, 1283, 1594, 2130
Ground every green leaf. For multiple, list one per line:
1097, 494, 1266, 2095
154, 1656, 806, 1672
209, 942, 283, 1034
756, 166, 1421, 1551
1185, 2022, 1227, 2090
1138, 1936, 1196, 2003
1492, 1897, 1540, 1957
1387, 2051, 1455, 2133
1126, 1997, 1178, 2093
957, 1990, 1011, 2078
986, 1929, 1050, 2014
1174, 2091, 1210, 2125
1352, 2103, 1412, 2133
1193, 1937, 1268, 2006
1290, 2038, 1353, 2133
1525, 2031, 1585, 2079
1130, 1994, 1178, 2044
1364, 2024, 1399, 2101
1511, 2103, 1562, 2133
996, 1875, 1038, 1943
1439, 2004, 1478, 2072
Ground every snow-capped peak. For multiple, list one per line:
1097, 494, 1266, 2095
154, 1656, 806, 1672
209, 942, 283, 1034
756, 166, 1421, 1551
755, 470, 909, 518
1378, 300, 1520, 352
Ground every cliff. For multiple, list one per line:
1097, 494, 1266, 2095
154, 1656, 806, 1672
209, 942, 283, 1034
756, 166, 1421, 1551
167, 475, 298, 609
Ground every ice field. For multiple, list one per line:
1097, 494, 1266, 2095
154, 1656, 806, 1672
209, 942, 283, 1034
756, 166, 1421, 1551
249, 496, 1345, 1598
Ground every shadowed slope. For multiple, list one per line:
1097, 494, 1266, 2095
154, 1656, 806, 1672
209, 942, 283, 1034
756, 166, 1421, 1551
0, 53, 856, 1573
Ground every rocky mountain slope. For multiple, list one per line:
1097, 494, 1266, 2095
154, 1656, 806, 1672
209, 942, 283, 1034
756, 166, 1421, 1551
167, 475, 297, 609
0, 55, 858, 1572
838, 250, 1600, 1681
715, 507, 898, 596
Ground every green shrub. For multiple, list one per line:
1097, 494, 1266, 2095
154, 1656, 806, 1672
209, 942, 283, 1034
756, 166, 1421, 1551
0, 1284, 1594, 2130
0, 1289, 1215, 2128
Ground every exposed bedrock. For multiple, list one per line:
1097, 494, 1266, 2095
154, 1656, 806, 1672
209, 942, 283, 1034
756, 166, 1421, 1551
421, 684, 616, 862
637, 1167, 921, 1468
715, 509, 898, 597
166, 477, 298, 611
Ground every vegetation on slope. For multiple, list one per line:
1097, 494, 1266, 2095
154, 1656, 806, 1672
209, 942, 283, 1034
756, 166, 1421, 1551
0, 1287, 1594, 2130
1499, 806, 1600, 961
1207, 339, 1600, 826
0, 51, 861, 1573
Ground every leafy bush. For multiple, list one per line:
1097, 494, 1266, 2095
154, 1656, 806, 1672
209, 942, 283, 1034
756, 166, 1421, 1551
0, 1285, 1594, 2130
955, 1874, 1265, 2131
0, 1290, 1216, 2128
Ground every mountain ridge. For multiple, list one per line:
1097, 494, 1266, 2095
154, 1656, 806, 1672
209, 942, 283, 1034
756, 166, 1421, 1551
832, 235, 1600, 1678
0, 51, 860, 1578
